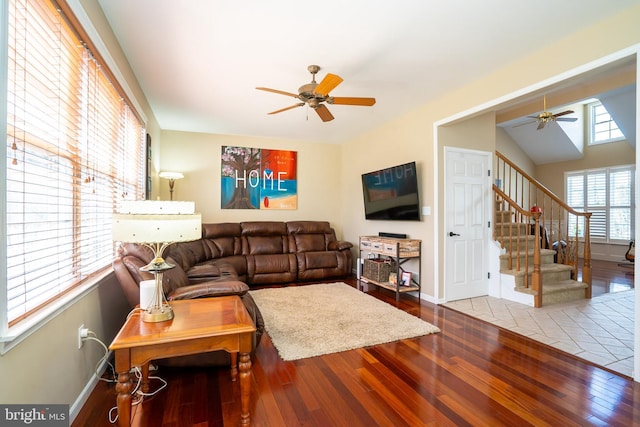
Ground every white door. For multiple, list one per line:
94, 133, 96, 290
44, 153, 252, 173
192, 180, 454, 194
444, 148, 490, 301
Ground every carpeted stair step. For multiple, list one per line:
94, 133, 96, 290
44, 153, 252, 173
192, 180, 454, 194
494, 210, 514, 224
494, 222, 530, 237
499, 248, 556, 270
497, 234, 538, 252
501, 262, 574, 287
514, 279, 588, 305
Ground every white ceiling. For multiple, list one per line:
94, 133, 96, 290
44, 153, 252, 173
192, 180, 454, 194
97, 0, 639, 144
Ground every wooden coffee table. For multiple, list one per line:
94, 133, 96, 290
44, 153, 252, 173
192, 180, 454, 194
109, 296, 256, 426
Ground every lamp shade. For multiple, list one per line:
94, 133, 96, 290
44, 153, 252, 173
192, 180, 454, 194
112, 214, 201, 243
112, 201, 201, 243
159, 171, 184, 180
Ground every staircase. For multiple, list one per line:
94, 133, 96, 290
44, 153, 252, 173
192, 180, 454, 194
494, 202, 589, 307
493, 151, 592, 307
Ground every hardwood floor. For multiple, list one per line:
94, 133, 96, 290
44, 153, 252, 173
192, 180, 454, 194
73, 276, 639, 427
583, 258, 634, 297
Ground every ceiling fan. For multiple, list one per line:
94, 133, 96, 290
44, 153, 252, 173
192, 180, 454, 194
256, 65, 376, 122
514, 95, 578, 130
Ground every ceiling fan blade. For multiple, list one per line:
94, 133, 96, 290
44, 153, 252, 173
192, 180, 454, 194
268, 103, 305, 115
314, 104, 334, 122
313, 73, 343, 96
513, 119, 537, 128
537, 121, 547, 130
330, 97, 376, 106
556, 117, 578, 122
256, 87, 299, 98
552, 110, 574, 118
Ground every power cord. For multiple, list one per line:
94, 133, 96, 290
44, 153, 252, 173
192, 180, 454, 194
126, 307, 145, 320
83, 331, 116, 383
107, 365, 167, 424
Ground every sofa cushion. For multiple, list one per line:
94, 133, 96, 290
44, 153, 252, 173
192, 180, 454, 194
168, 280, 249, 300
162, 256, 191, 294
287, 221, 338, 253
203, 222, 242, 239
296, 251, 351, 281
241, 221, 289, 255
292, 233, 326, 252
245, 253, 297, 284
241, 221, 287, 236
286, 220, 332, 234
244, 235, 286, 255
185, 259, 238, 282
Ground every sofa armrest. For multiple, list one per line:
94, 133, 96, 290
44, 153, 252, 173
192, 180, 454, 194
167, 281, 249, 301
328, 240, 353, 251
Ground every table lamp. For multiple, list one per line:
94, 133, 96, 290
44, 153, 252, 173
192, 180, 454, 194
159, 171, 184, 200
112, 200, 201, 322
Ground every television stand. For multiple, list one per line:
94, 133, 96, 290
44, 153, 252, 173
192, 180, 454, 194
359, 235, 421, 301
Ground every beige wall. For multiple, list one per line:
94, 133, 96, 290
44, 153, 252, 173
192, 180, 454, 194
157, 131, 346, 238
496, 127, 536, 176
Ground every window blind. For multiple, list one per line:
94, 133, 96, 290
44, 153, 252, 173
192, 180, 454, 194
6, 0, 146, 324
566, 166, 634, 243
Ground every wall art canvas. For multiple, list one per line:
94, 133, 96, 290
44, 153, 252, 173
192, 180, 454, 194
221, 146, 297, 209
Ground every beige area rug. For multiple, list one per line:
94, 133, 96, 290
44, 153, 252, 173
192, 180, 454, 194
249, 282, 440, 361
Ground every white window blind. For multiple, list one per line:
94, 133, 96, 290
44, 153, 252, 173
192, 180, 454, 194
565, 166, 634, 243
6, 0, 146, 325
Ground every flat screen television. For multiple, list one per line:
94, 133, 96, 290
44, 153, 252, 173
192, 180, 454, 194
361, 161, 420, 221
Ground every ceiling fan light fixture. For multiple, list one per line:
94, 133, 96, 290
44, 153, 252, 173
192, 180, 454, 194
257, 64, 376, 122
512, 95, 577, 130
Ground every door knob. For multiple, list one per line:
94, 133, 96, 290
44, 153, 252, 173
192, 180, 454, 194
449, 232, 460, 237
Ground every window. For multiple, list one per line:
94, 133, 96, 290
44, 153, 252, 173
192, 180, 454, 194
565, 166, 634, 243
4, 0, 146, 326
587, 101, 625, 145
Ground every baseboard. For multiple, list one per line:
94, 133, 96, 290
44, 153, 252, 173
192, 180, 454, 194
419, 292, 437, 304
70, 351, 112, 423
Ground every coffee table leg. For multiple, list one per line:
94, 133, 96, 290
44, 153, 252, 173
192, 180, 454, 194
115, 370, 132, 427
141, 362, 150, 393
239, 352, 251, 426
230, 352, 238, 381
114, 350, 133, 427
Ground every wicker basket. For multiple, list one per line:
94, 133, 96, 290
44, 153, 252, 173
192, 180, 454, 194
363, 259, 395, 282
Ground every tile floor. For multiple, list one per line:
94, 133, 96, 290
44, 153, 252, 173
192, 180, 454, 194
443, 290, 635, 377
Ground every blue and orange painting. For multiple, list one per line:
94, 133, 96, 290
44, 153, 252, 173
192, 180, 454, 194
221, 146, 297, 210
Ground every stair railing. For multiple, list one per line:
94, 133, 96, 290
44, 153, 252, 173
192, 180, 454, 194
493, 186, 543, 306
494, 151, 592, 304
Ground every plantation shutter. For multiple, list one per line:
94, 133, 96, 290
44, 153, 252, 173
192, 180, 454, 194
566, 167, 634, 243
6, 0, 146, 324
609, 168, 632, 241
586, 171, 606, 240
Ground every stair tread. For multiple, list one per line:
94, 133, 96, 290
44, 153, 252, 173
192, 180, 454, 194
497, 234, 536, 241
515, 279, 587, 295
501, 262, 573, 276
499, 248, 556, 258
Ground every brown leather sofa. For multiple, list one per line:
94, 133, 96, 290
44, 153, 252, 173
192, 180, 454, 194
112, 220, 352, 365
155, 220, 352, 287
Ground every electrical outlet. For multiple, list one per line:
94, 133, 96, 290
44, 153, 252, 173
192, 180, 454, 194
77, 324, 88, 349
